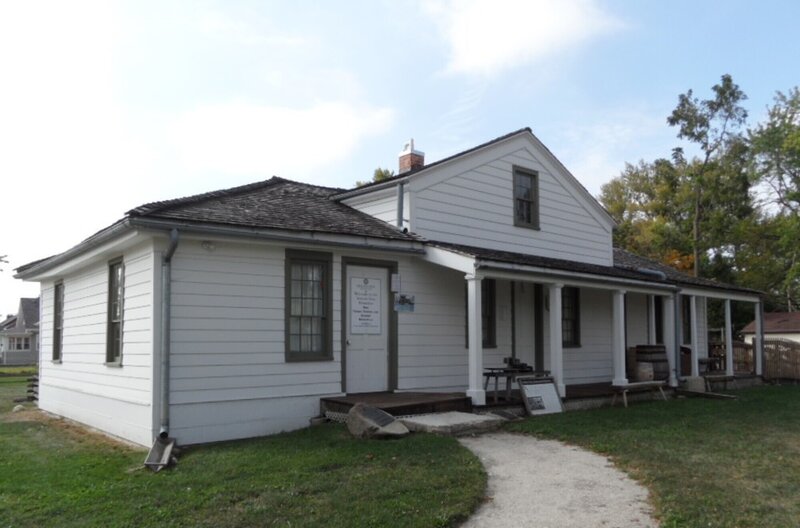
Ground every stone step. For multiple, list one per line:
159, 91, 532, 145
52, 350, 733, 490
399, 411, 506, 436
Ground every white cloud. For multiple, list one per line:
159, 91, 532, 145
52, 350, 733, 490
551, 106, 673, 195
167, 101, 394, 182
423, 0, 623, 77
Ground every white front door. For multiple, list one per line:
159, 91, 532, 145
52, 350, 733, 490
345, 265, 390, 393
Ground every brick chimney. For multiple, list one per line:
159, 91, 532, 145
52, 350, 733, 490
398, 139, 424, 173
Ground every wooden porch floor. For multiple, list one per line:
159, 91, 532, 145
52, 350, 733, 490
321, 392, 472, 416
322, 384, 617, 417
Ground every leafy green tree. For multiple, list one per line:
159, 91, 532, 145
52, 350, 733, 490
667, 74, 749, 276
750, 88, 800, 213
355, 167, 395, 188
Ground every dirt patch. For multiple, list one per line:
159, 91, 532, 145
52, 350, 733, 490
459, 432, 658, 528
4, 407, 144, 452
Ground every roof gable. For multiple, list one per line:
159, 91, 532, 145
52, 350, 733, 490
334, 128, 616, 231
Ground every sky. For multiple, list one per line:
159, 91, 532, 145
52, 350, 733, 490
1, 0, 799, 315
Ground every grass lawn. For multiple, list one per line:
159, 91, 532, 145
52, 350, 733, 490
0, 365, 37, 377
0, 378, 485, 528
507, 385, 800, 528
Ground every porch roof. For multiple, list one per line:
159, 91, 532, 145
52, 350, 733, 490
426, 241, 760, 297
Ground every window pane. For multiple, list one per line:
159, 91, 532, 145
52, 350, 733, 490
291, 265, 301, 279
291, 299, 302, 316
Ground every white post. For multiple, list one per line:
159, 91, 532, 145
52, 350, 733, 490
466, 274, 485, 405
663, 295, 678, 387
612, 289, 628, 386
724, 299, 735, 377
690, 295, 700, 377
755, 300, 764, 376
648, 295, 657, 345
547, 283, 565, 396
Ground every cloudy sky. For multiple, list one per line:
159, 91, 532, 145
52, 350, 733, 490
1, 0, 798, 314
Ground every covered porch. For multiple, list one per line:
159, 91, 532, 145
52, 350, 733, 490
422, 242, 766, 406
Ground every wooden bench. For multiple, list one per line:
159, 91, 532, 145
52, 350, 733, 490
611, 380, 668, 408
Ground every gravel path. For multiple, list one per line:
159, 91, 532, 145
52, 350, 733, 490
459, 433, 658, 528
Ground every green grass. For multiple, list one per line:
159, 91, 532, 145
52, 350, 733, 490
0, 365, 37, 377
0, 379, 485, 528
507, 385, 800, 528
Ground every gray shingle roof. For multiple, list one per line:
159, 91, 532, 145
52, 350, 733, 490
742, 312, 800, 334
128, 177, 417, 242
428, 241, 673, 285
613, 249, 760, 295
427, 241, 759, 295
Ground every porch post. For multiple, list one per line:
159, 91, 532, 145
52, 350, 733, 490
724, 299, 735, 377
755, 300, 764, 376
466, 274, 485, 405
648, 295, 657, 345
690, 295, 700, 377
547, 283, 565, 396
612, 289, 627, 386
663, 294, 678, 387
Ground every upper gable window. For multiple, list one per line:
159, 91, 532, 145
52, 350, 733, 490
513, 167, 540, 229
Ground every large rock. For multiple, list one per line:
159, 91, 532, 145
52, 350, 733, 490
346, 403, 410, 439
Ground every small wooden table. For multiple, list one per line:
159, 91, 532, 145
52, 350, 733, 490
611, 381, 668, 408
483, 368, 550, 403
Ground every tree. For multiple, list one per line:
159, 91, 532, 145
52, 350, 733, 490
667, 74, 749, 276
355, 167, 395, 188
750, 88, 800, 213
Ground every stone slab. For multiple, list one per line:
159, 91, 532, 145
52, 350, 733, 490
400, 411, 506, 435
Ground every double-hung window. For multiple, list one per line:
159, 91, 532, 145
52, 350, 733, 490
106, 260, 124, 364
562, 287, 580, 347
53, 282, 64, 361
285, 250, 332, 361
513, 166, 540, 229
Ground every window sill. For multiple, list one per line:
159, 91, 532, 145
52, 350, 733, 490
105, 361, 123, 368
563, 344, 581, 349
51, 359, 62, 364
285, 355, 334, 363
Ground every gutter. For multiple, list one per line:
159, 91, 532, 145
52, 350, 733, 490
129, 217, 425, 254
159, 229, 180, 438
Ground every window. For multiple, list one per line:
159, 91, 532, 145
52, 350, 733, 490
464, 279, 497, 348
513, 166, 539, 229
285, 250, 332, 361
562, 287, 580, 347
11, 337, 31, 350
654, 296, 664, 344
53, 282, 64, 361
682, 296, 692, 345
106, 260, 124, 364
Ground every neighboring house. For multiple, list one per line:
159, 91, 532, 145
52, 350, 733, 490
742, 312, 800, 344
15, 128, 766, 447
0, 297, 40, 365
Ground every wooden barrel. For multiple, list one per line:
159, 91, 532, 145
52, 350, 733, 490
635, 362, 654, 382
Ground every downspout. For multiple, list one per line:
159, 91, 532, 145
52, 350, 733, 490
396, 182, 405, 229
159, 229, 180, 438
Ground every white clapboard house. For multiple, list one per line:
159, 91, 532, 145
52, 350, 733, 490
16, 129, 766, 446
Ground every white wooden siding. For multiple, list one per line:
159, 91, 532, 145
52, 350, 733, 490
408, 140, 613, 266
626, 293, 649, 347
167, 239, 344, 444
37, 241, 155, 446
561, 288, 614, 385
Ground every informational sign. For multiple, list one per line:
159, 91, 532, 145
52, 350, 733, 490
516, 376, 563, 416
394, 293, 415, 312
350, 277, 382, 334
